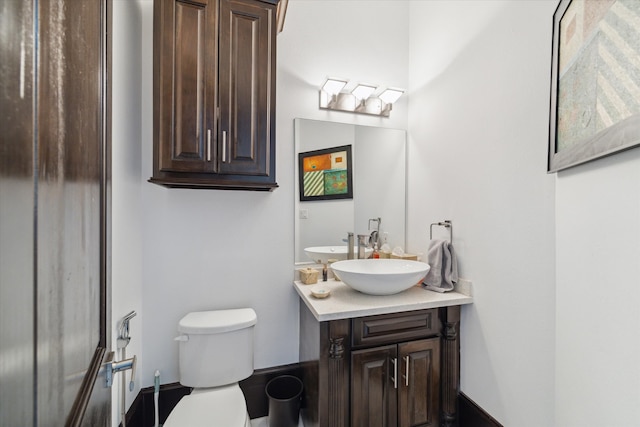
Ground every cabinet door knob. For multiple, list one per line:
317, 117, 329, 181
207, 129, 211, 162
391, 357, 398, 389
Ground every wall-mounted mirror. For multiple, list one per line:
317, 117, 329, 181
294, 118, 407, 264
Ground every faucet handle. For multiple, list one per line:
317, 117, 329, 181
343, 231, 354, 243
129, 355, 137, 392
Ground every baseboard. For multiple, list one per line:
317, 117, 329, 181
459, 392, 503, 427
240, 363, 303, 419
123, 366, 497, 427
122, 363, 302, 427
120, 382, 191, 427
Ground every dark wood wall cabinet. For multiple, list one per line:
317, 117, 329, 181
300, 305, 462, 427
151, 0, 278, 190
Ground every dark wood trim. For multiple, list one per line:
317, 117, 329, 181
326, 319, 350, 427
122, 364, 302, 426
440, 305, 461, 427
459, 392, 503, 427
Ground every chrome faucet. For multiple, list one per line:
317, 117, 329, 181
357, 234, 369, 259
368, 217, 381, 248
117, 310, 136, 349
347, 232, 355, 260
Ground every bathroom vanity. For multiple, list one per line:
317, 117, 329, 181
292, 118, 470, 426
294, 281, 472, 427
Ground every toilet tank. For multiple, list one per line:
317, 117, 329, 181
177, 308, 257, 388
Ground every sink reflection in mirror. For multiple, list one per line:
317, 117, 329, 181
294, 119, 406, 264
304, 246, 373, 264
331, 259, 430, 295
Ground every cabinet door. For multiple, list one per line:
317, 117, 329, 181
351, 345, 398, 427
156, 0, 217, 173
218, 0, 276, 177
398, 339, 440, 427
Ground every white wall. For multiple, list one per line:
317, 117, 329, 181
112, 0, 144, 424
406, 1, 557, 426
134, 0, 410, 387
556, 150, 640, 426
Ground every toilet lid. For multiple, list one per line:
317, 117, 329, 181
163, 384, 248, 427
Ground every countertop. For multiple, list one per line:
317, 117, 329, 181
294, 279, 473, 321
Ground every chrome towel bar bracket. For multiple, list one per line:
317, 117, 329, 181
429, 220, 452, 243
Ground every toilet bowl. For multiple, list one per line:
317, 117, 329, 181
163, 308, 257, 427
163, 384, 251, 427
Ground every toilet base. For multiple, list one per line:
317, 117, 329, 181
163, 383, 250, 427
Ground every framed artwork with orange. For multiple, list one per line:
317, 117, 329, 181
298, 145, 353, 201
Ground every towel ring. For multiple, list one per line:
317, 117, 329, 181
430, 220, 452, 243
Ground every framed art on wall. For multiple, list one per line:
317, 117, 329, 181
298, 145, 353, 201
548, 0, 640, 172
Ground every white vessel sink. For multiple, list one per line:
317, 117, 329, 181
304, 246, 373, 264
330, 259, 430, 295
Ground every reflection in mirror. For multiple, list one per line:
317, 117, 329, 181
294, 118, 406, 264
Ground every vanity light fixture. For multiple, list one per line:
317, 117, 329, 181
352, 83, 376, 101
379, 88, 405, 114
379, 88, 404, 104
350, 83, 376, 112
320, 78, 348, 108
319, 78, 403, 117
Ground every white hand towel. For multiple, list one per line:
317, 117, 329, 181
422, 239, 458, 293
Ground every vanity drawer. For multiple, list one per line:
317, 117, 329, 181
351, 309, 440, 348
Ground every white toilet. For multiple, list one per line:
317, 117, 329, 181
164, 308, 257, 427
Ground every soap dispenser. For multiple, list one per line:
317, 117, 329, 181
372, 243, 380, 259
380, 232, 391, 259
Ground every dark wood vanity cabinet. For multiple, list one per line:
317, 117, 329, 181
151, 0, 278, 190
351, 338, 440, 427
300, 306, 461, 427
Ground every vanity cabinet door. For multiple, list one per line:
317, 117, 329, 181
351, 338, 440, 427
351, 345, 398, 427
398, 339, 440, 427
